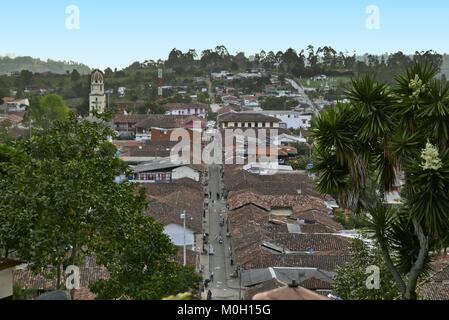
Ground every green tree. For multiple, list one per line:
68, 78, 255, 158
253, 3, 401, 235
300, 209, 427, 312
70, 69, 81, 82
0, 120, 12, 144
0, 83, 9, 103
333, 239, 399, 300
311, 63, 449, 299
91, 215, 202, 300
28, 94, 70, 130
261, 96, 290, 111
288, 157, 311, 171
18, 70, 33, 87
0, 144, 29, 258
0, 116, 200, 299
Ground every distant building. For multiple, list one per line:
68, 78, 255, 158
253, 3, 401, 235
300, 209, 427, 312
272, 133, 307, 146
135, 115, 205, 142
1, 98, 29, 112
89, 70, 106, 115
242, 110, 312, 130
218, 112, 281, 129
112, 114, 150, 135
142, 179, 205, 262
1, 259, 24, 300
243, 95, 260, 109
131, 158, 202, 183
164, 103, 207, 119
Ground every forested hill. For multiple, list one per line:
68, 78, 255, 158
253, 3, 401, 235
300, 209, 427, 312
0, 56, 91, 75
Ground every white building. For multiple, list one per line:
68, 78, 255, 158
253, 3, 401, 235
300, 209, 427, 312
243, 110, 312, 130
164, 224, 195, 248
2, 98, 29, 112
219, 112, 281, 129
164, 103, 207, 119
89, 70, 106, 115
244, 162, 294, 175
0, 259, 23, 300
272, 133, 307, 146
243, 95, 260, 109
131, 158, 201, 183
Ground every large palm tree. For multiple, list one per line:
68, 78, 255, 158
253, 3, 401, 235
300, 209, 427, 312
312, 63, 449, 300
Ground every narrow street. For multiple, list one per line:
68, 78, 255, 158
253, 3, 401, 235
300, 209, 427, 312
201, 164, 240, 300
286, 78, 319, 115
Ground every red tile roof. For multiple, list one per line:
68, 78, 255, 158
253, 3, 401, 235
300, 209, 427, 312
224, 165, 319, 197
142, 179, 204, 234
252, 285, 330, 300
135, 115, 204, 130
13, 256, 109, 300
113, 114, 150, 125
419, 256, 449, 300
228, 204, 350, 271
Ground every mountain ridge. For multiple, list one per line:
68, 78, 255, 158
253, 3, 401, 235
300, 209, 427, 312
0, 55, 91, 75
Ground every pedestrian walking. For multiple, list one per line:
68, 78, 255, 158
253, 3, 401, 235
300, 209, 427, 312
210, 272, 214, 282
207, 290, 212, 300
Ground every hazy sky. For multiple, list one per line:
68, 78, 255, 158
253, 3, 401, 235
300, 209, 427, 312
1, 0, 448, 70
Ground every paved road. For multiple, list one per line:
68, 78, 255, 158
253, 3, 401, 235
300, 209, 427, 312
202, 164, 240, 300
286, 78, 319, 116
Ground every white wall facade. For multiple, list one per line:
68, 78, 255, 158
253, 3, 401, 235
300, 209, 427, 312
164, 224, 195, 247
263, 112, 312, 129
222, 122, 280, 129
166, 108, 206, 118
0, 269, 13, 299
89, 72, 106, 115
172, 166, 200, 182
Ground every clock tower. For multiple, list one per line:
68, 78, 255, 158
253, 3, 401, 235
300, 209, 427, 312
89, 69, 106, 115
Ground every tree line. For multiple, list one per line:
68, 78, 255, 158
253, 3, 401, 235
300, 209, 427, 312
164, 46, 444, 79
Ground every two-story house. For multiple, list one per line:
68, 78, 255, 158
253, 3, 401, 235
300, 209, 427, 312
164, 103, 207, 119
218, 112, 281, 129
242, 110, 312, 130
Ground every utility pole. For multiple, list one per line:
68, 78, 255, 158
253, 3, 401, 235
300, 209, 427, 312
181, 210, 187, 266
238, 266, 242, 300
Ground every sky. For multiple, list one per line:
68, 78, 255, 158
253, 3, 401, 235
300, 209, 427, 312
1, 0, 448, 70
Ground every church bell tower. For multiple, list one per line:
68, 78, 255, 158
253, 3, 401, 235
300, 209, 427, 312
89, 69, 106, 115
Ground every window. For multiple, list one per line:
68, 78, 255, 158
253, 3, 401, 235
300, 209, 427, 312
137, 172, 171, 182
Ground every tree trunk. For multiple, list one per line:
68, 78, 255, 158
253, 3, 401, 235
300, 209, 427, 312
404, 218, 429, 300
69, 242, 78, 300
56, 265, 61, 290
380, 244, 406, 297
